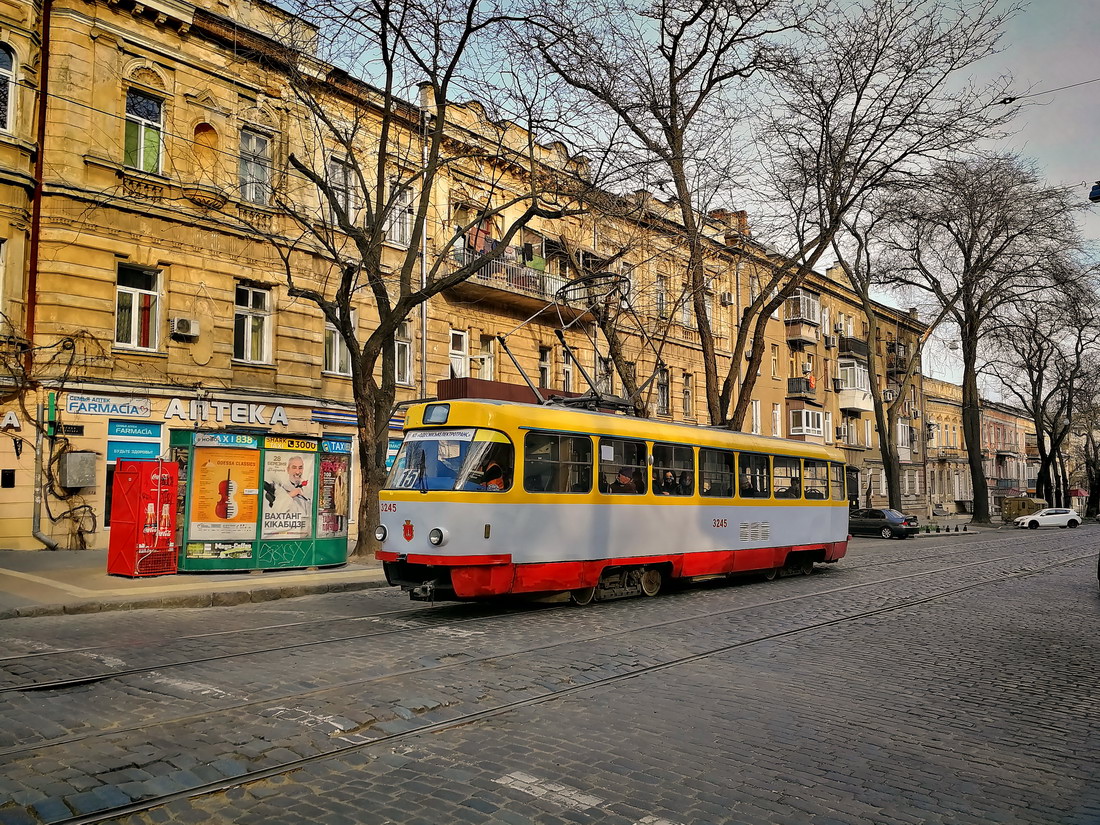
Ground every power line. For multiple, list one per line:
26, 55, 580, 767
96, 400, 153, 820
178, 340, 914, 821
996, 76, 1100, 106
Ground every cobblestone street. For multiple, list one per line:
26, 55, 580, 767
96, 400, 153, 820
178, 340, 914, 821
1, 529, 1097, 824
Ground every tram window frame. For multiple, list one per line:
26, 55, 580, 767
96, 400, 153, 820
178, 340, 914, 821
804, 459, 828, 499
652, 443, 694, 496
738, 452, 770, 498
773, 456, 802, 498
598, 437, 647, 495
700, 448, 735, 497
523, 432, 593, 494
829, 462, 846, 500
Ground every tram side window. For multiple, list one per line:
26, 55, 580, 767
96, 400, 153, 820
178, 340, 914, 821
523, 432, 593, 493
700, 449, 735, 497
456, 435, 514, 492
653, 443, 694, 496
598, 437, 647, 494
830, 462, 846, 500
804, 460, 828, 499
774, 456, 802, 498
738, 453, 770, 498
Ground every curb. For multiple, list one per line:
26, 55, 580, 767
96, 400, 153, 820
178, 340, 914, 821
0, 578, 390, 621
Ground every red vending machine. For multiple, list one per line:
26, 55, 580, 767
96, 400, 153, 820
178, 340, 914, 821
107, 459, 180, 577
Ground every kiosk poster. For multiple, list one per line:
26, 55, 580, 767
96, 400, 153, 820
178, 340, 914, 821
261, 451, 315, 539
318, 452, 350, 538
189, 447, 261, 540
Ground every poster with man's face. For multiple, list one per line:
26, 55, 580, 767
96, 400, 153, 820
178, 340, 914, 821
261, 451, 315, 539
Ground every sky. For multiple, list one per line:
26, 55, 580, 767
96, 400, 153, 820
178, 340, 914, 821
918, 0, 1100, 385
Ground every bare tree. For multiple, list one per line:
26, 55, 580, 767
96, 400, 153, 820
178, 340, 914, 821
241, 0, 589, 555
889, 154, 1084, 523
987, 278, 1100, 506
525, 0, 809, 424
729, 0, 1015, 429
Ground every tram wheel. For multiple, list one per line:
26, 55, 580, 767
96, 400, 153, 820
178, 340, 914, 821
761, 567, 779, 582
639, 568, 663, 597
570, 587, 597, 606
798, 556, 814, 576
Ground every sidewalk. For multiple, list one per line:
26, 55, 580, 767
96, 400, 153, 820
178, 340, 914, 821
0, 549, 389, 620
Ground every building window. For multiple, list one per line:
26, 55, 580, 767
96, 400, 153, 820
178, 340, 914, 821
750, 399, 761, 434
233, 284, 270, 363
477, 335, 495, 380
680, 290, 693, 328
682, 373, 694, 417
789, 409, 824, 436
385, 183, 414, 246
124, 89, 163, 174
449, 329, 468, 378
838, 359, 870, 391
395, 320, 412, 385
865, 419, 872, 447
538, 346, 552, 387
0, 46, 14, 132
115, 265, 159, 350
324, 320, 353, 376
656, 367, 670, 415
239, 129, 271, 205
597, 357, 614, 395
772, 403, 781, 436
784, 288, 821, 323
562, 355, 573, 392
824, 411, 833, 444
771, 344, 779, 378
326, 157, 354, 222
656, 276, 668, 318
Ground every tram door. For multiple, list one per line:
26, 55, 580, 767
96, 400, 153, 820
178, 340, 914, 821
845, 465, 860, 511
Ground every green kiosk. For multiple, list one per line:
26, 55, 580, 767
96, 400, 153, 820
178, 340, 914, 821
170, 430, 351, 571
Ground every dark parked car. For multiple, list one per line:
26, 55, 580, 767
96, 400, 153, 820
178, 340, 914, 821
849, 508, 920, 539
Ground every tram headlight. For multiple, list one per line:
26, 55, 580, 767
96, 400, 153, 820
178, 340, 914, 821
374, 525, 388, 542
428, 527, 448, 546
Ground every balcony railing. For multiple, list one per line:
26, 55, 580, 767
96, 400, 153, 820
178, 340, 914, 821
839, 336, 869, 358
787, 377, 816, 398
455, 248, 568, 302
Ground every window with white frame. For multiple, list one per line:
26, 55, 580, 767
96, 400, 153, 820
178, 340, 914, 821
656, 367, 670, 415
597, 357, 614, 395
115, 265, 159, 350
395, 320, 412, 385
656, 276, 668, 318
865, 419, 872, 447
897, 419, 911, 448
324, 317, 353, 376
538, 346, 552, 387
784, 288, 820, 323
448, 329, 468, 378
0, 46, 14, 132
680, 289, 693, 328
562, 357, 573, 392
476, 335, 495, 380
838, 359, 870, 391
789, 408, 823, 436
750, 399, 761, 434
771, 344, 779, 378
326, 157, 355, 223
239, 129, 271, 205
772, 403, 781, 436
124, 89, 163, 174
385, 182, 413, 246
824, 411, 833, 443
682, 373, 694, 417
233, 284, 271, 362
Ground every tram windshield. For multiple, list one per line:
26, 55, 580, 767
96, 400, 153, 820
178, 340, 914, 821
385, 428, 514, 492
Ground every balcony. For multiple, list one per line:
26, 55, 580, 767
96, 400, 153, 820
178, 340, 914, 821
885, 353, 910, 376
837, 386, 873, 414
449, 249, 581, 316
787, 377, 817, 399
784, 320, 818, 346
839, 336, 869, 358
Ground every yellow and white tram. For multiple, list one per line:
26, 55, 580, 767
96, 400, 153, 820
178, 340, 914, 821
377, 399, 849, 603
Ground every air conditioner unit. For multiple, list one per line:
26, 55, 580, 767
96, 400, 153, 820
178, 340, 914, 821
836, 425, 848, 439
823, 335, 837, 349
801, 362, 812, 374
883, 389, 897, 402
744, 340, 755, 360
170, 316, 200, 339
719, 291, 735, 306
834, 322, 844, 333
912, 409, 921, 419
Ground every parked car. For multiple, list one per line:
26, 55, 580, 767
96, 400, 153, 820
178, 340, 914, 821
1013, 508, 1080, 529
849, 508, 920, 539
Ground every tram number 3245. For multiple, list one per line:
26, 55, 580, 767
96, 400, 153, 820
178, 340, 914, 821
712, 518, 728, 528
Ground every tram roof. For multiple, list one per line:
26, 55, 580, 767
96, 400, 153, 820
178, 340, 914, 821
403, 398, 845, 462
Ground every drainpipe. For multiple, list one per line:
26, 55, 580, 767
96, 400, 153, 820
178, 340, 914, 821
24, 0, 52, 377
419, 138, 428, 398
32, 402, 59, 550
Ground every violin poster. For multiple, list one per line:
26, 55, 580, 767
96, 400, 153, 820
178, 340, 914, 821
261, 451, 315, 540
189, 447, 261, 540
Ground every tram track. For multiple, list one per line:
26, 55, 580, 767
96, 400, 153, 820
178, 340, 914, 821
26, 545, 1095, 825
0, 534, 1080, 694
1, 541, 1091, 762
